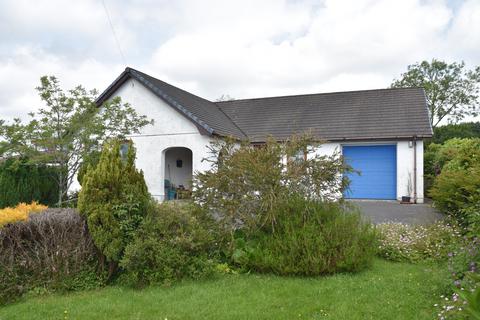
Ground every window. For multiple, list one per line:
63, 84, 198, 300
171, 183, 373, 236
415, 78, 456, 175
119, 141, 130, 161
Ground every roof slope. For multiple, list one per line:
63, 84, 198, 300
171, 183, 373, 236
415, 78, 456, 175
216, 88, 433, 142
97, 68, 432, 142
96, 67, 246, 138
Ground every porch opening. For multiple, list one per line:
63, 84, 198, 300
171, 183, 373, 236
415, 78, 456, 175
164, 147, 193, 200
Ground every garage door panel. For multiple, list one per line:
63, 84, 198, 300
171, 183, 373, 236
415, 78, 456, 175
343, 145, 396, 200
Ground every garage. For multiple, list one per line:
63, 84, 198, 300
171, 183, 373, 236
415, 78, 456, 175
343, 145, 397, 200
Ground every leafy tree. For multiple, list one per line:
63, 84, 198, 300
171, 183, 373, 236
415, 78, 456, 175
391, 59, 480, 127
78, 139, 150, 277
0, 76, 153, 206
215, 94, 235, 102
432, 122, 480, 144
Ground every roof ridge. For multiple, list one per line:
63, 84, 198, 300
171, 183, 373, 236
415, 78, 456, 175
216, 87, 425, 104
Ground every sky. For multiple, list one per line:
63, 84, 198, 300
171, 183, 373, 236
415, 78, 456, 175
0, 0, 479, 121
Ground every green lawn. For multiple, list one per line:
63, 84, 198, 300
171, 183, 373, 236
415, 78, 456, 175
0, 259, 446, 320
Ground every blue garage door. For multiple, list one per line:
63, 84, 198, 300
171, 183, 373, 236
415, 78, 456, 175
343, 145, 396, 200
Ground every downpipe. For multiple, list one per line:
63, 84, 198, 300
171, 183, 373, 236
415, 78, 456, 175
413, 135, 417, 204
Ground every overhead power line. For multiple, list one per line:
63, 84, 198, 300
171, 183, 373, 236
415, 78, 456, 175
101, 0, 127, 66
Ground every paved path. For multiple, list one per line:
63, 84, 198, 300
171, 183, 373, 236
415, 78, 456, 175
349, 200, 444, 225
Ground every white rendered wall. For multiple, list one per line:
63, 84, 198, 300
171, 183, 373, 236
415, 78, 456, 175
101, 77, 426, 203
112, 78, 214, 201
396, 140, 424, 203
313, 140, 425, 203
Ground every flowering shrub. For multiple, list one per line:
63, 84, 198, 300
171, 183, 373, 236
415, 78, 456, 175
377, 221, 462, 262
434, 237, 480, 319
0, 201, 47, 227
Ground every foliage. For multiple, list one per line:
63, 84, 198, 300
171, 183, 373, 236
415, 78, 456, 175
435, 236, 480, 320
377, 221, 462, 263
120, 202, 218, 287
77, 150, 100, 186
193, 134, 351, 235
78, 139, 150, 274
425, 138, 480, 176
0, 157, 58, 208
0, 260, 448, 320
432, 122, 480, 145
0, 76, 153, 206
232, 196, 377, 275
0, 201, 47, 227
391, 59, 480, 127
215, 94, 235, 102
424, 138, 480, 233
0, 208, 105, 305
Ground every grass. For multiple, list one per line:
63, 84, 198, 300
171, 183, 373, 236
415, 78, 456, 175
0, 259, 446, 320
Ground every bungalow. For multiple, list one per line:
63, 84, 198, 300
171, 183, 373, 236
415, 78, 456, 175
96, 67, 433, 203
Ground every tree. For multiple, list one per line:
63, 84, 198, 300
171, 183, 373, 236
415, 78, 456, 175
78, 139, 150, 277
431, 122, 480, 145
0, 76, 153, 206
215, 94, 235, 102
391, 59, 480, 127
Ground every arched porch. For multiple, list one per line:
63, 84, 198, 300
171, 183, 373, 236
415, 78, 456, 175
163, 147, 193, 200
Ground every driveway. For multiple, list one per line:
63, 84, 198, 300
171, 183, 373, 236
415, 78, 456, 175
348, 200, 444, 225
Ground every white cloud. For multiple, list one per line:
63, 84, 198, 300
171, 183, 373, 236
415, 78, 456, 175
147, 0, 462, 100
0, 46, 123, 120
0, 0, 479, 121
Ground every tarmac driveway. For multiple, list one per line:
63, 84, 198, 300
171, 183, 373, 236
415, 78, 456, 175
348, 200, 444, 225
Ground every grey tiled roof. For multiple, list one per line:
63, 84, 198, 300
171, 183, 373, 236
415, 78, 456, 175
97, 68, 432, 142
216, 88, 433, 142
96, 68, 246, 138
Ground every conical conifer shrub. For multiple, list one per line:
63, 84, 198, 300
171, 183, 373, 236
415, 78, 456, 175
78, 139, 150, 269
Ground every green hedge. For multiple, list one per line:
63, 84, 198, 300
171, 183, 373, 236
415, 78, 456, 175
0, 158, 58, 208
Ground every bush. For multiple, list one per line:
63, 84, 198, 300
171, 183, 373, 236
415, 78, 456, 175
424, 138, 480, 179
435, 236, 480, 320
426, 138, 480, 234
231, 196, 377, 275
0, 157, 59, 208
377, 221, 463, 263
78, 139, 150, 275
120, 202, 218, 287
0, 201, 47, 227
193, 135, 351, 236
0, 209, 104, 305
430, 164, 480, 232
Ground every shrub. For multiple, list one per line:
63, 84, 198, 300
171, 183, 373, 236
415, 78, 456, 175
430, 164, 480, 232
78, 139, 150, 276
425, 138, 480, 179
0, 208, 104, 305
0, 157, 59, 208
231, 196, 377, 275
435, 236, 480, 320
377, 221, 463, 263
193, 135, 351, 236
120, 202, 218, 287
0, 201, 47, 227
426, 138, 480, 234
